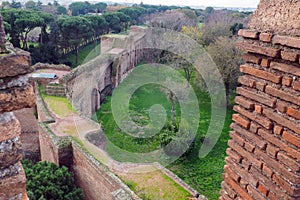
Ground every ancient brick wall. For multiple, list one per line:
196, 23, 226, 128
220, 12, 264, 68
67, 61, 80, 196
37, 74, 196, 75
72, 143, 139, 200
65, 26, 147, 118
14, 108, 40, 162
35, 84, 139, 199
220, 1, 300, 199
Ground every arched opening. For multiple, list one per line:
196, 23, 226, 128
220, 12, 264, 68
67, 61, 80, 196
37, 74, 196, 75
91, 88, 100, 115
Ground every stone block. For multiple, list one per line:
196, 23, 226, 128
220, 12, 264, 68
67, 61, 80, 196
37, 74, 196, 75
0, 113, 20, 142
0, 52, 32, 78
0, 84, 35, 113
0, 137, 22, 169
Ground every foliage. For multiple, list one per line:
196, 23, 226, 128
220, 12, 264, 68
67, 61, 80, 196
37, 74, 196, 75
25, 0, 37, 10
205, 7, 214, 14
1, 1, 11, 9
145, 10, 197, 31
85, 15, 108, 37
114, 12, 131, 30
57, 16, 93, 64
92, 2, 107, 13
230, 22, 244, 35
22, 159, 84, 200
207, 36, 242, 97
29, 43, 59, 64
118, 6, 145, 25
69, 1, 92, 16
11, 0, 21, 9
57, 6, 67, 15
103, 12, 121, 33
60, 42, 100, 67
69, 1, 107, 16
1, 8, 53, 48
181, 26, 202, 44
98, 72, 233, 199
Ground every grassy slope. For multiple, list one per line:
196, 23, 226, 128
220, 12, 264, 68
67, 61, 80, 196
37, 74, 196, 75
60, 42, 101, 67
97, 70, 232, 199
168, 89, 232, 199
97, 84, 180, 154
120, 170, 192, 200
42, 94, 76, 118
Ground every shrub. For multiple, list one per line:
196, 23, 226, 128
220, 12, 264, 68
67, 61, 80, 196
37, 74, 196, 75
22, 159, 84, 200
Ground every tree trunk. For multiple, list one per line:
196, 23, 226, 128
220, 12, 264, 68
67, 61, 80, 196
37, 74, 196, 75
75, 45, 79, 65
170, 92, 175, 129
40, 27, 43, 44
94, 33, 97, 52
225, 82, 230, 103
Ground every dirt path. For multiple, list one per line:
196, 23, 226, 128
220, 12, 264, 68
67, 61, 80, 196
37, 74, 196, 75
45, 102, 201, 199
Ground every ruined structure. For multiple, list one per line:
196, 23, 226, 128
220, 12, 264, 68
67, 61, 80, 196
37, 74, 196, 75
0, 14, 35, 200
221, 0, 300, 199
64, 26, 147, 117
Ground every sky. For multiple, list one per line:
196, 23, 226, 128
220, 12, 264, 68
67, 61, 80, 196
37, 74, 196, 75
108, 0, 261, 8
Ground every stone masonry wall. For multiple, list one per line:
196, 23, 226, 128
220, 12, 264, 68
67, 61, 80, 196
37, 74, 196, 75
0, 28, 35, 199
220, 1, 300, 199
35, 83, 139, 200
14, 108, 40, 162
72, 142, 139, 200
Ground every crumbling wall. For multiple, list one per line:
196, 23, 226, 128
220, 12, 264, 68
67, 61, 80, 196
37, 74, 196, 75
72, 142, 139, 200
0, 43, 35, 199
65, 26, 147, 118
220, 0, 300, 199
14, 108, 40, 162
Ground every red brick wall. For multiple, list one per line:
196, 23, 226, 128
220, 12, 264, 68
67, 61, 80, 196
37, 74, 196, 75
220, 29, 300, 199
14, 108, 40, 162
38, 124, 59, 164
72, 142, 139, 200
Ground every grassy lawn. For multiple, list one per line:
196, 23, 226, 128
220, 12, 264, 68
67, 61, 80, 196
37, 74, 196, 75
198, 22, 203, 28
60, 42, 101, 68
97, 84, 180, 155
119, 170, 192, 200
42, 94, 76, 118
97, 66, 232, 199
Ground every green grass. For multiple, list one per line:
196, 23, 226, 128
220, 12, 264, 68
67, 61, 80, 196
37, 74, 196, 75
97, 84, 180, 154
27, 42, 39, 48
60, 42, 101, 68
198, 22, 203, 28
42, 94, 76, 118
97, 67, 232, 199
120, 170, 192, 200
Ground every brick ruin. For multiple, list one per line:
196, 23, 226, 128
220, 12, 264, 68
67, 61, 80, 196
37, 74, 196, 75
0, 13, 35, 200
64, 26, 147, 118
0, 0, 299, 199
221, 0, 300, 199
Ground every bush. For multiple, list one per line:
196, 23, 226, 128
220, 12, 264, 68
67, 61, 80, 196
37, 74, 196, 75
63, 61, 73, 67
22, 160, 84, 200
29, 43, 60, 64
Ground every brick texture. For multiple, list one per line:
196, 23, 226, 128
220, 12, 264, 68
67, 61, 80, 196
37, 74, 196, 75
236, 42, 280, 58
221, 27, 300, 200
259, 33, 273, 42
